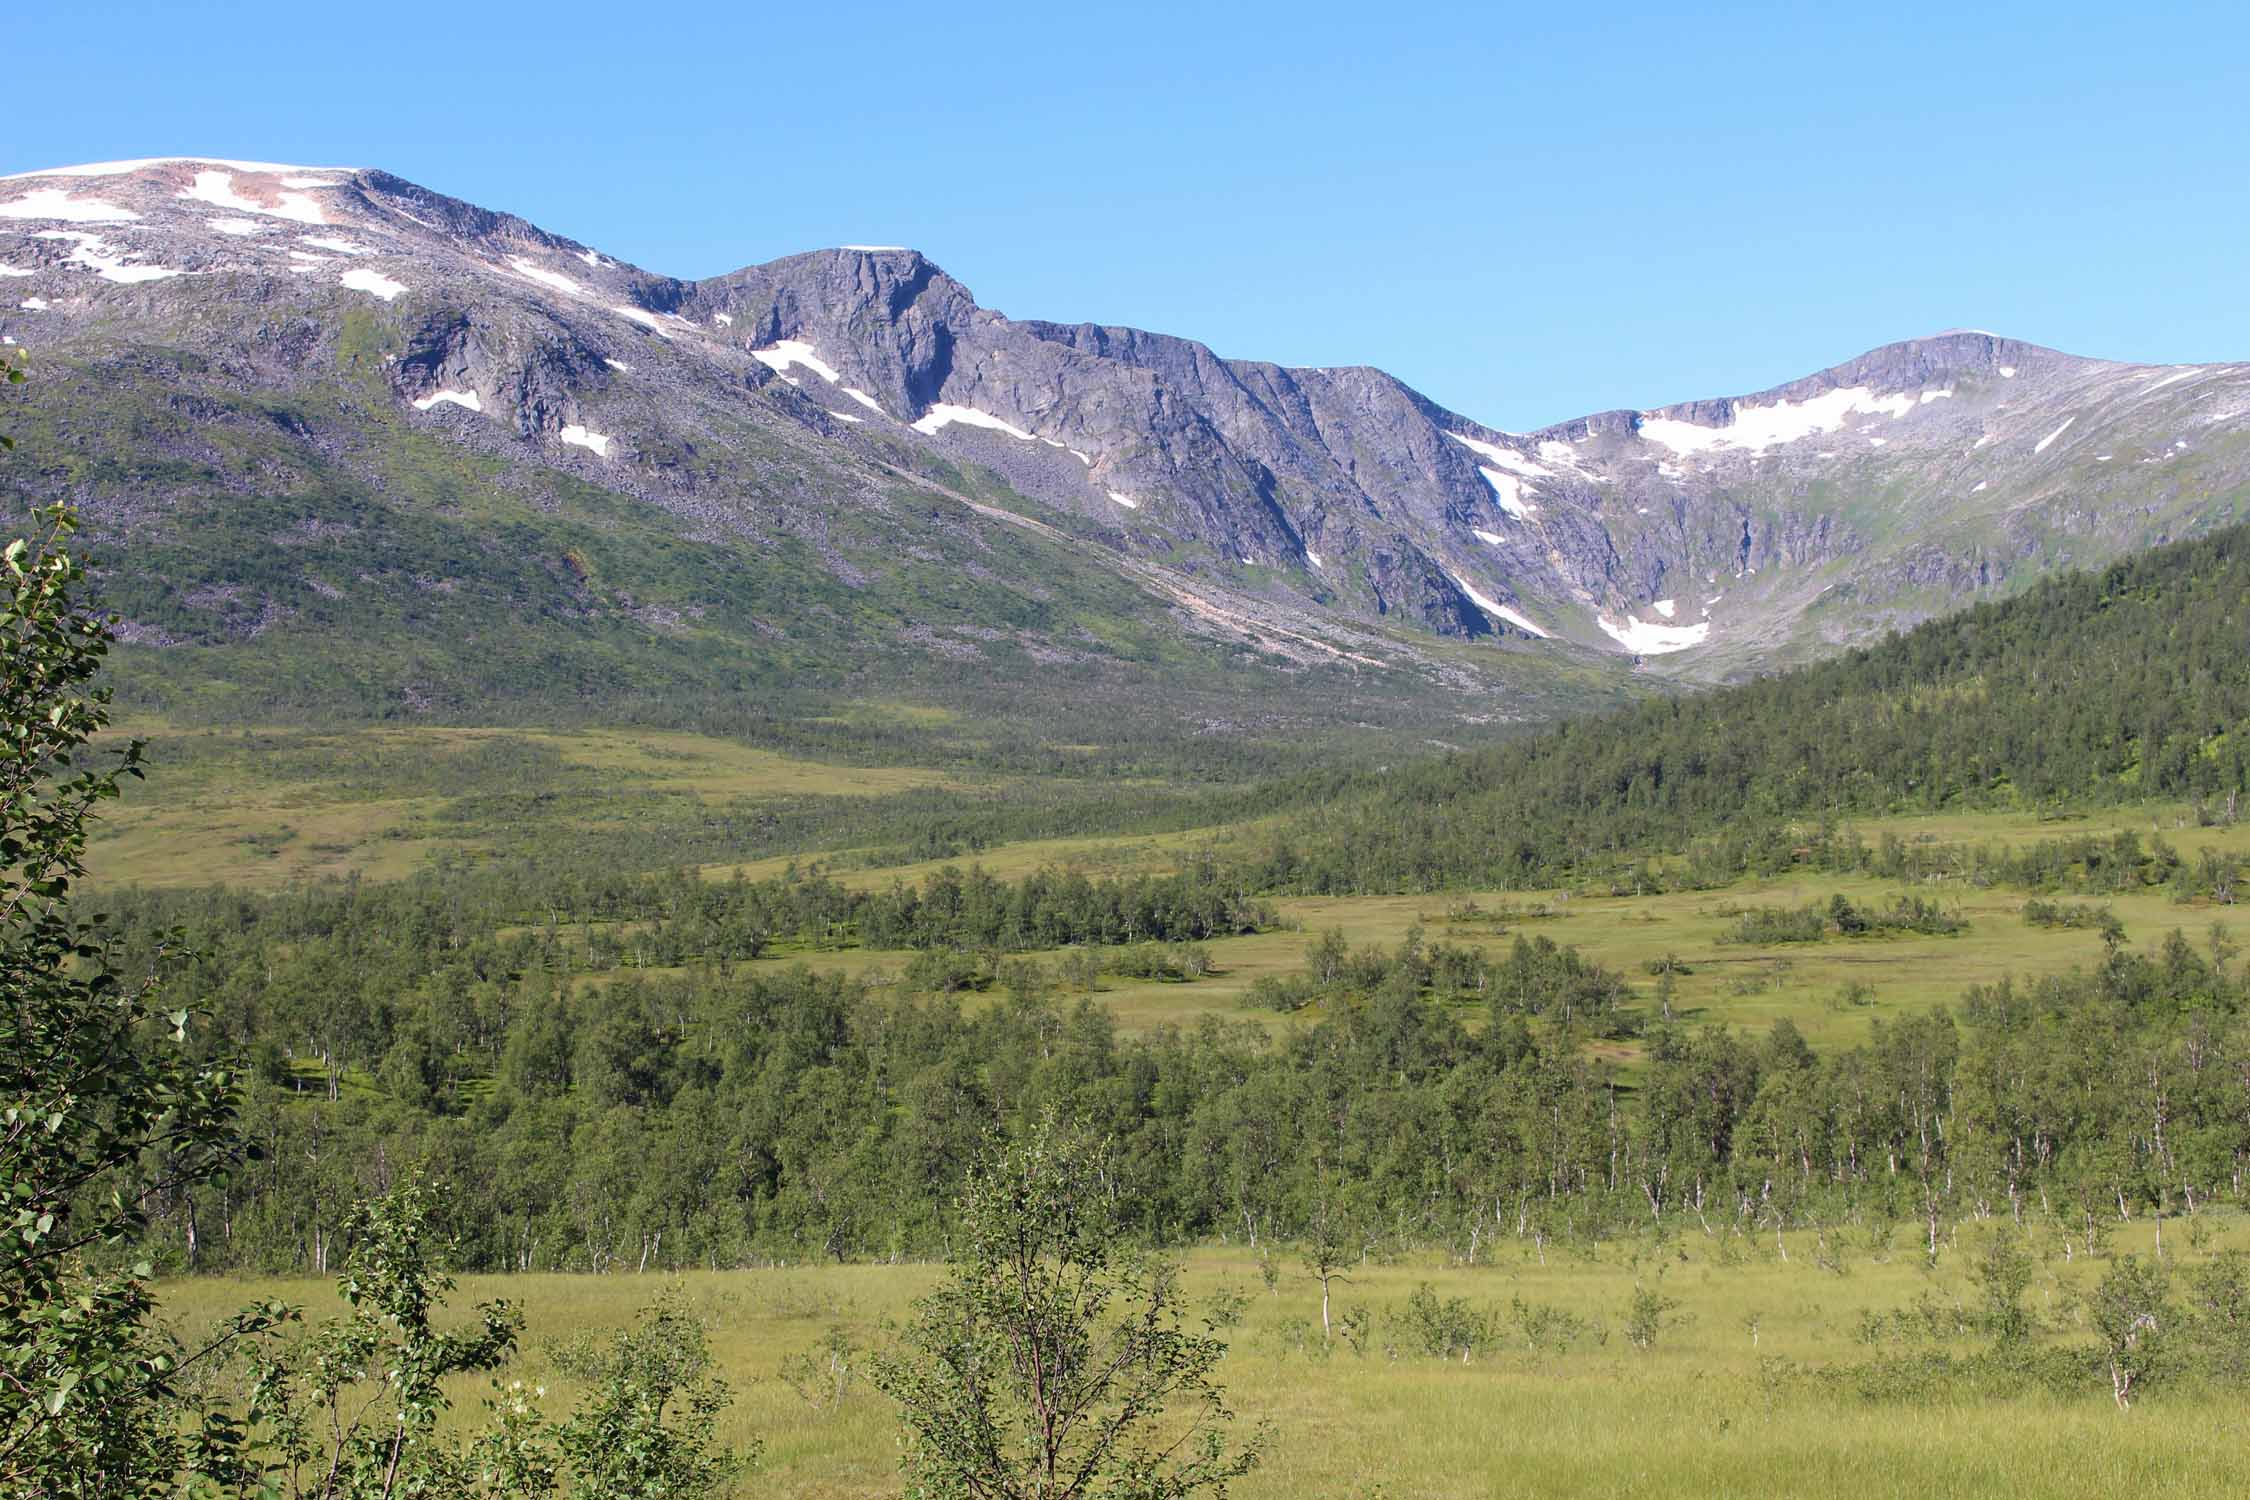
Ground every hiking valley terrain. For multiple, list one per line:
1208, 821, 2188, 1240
8, 157, 2250, 1499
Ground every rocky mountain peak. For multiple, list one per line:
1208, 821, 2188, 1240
4, 156, 2245, 694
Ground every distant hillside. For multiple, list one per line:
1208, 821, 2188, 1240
1257, 522, 2250, 891
2, 158, 2247, 758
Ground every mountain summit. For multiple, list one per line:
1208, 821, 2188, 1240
2, 158, 2244, 729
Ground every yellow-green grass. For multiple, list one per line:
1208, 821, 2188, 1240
713, 865, 2249, 1052
159, 1217, 2250, 1499
706, 820, 1268, 889
87, 723, 966, 890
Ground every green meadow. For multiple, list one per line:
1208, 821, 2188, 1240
161, 1218, 2250, 1500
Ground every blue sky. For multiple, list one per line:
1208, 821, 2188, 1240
7, 1, 2245, 429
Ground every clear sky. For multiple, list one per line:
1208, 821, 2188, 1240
6, 1, 2246, 429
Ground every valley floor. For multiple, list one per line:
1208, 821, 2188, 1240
162, 1218, 2250, 1499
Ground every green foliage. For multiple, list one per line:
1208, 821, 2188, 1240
1972, 1231, 2036, 1346
548, 1298, 747, 1500
1245, 524, 2250, 895
1402, 1284, 1494, 1362
241, 1179, 522, 1497
0, 503, 264, 1496
2091, 1255, 2172, 1408
870, 1122, 1261, 1500
1623, 1284, 1680, 1351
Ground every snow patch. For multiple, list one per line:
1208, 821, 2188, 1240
611, 306, 669, 335
508, 256, 586, 295
1477, 468, 1536, 518
1449, 572, 1550, 638
1306, 550, 1324, 569
2, 157, 353, 180
1971, 481, 1988, 493
1106, 490, 1140, 509
33, 229, 180, 283
180, 170, 326, 225
1597, 613, 1711, 655
0, 188, 140, 223
2096, 454, 2113, 462
1638, 385, 1918, 456
577, 249, 605, 267
1447, 430, 1550, 477
1652, 599, 1676, 619
411, 389, 481, 413
206, 217, 262, 236
2142, 368, 2200, 393
827, 411, 865, 423
340, 267, 405, 301
300, 236, 369, 255
1998, 366, 2017, 378
2033, 416, 2075, 454
912, 403, 1035, 441
714, 312, 733, 326
0, 265, 32, 277
560, 424, 611, 456
1919, 388, 1954, 404
19, 297, 48, 310
605, 358, 632, 373
1472, 528, 1505, 547
752, 339, 842, 384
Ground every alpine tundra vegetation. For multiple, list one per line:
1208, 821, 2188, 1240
8, 21, 2250, 1494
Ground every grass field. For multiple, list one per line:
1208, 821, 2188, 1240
161, 1217, 2250, 1499
88, 722, 973, 889
715, 857, 2250, 1052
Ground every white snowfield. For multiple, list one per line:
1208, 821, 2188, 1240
181, 170, 329, 226
1106, 490, 1140, 509
1476, 468, 1537, 518
1472, 528, 1505, 547
827, 411, 865, 423
1448, 573, 1551, 638
508, 256, 586, 296
840, 388, 885, 415
1637, 385, 1921, 457
1, 158, 356, 181
0, 265, 30, 277
33, 229, 180, 284
411, 389, 481, 412
1597, 613, 1710, 654
1652, 599, 1676, 618
206, 217, 262, 236
2033, 416, 2075, 454
1306, 549, 1323, 568
301, 236, 370, 256
19, 298, 49, 310
1446, 430, 1550, 478
751, 340, 842, 384
611, 306, 669, 334
2142, 368, 2201, 393
340, 267, 405, 301
0, 188, 140, 223
560, 424, 612, 456
912, 403, 1035, 441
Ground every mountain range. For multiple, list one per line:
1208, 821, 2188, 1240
3, 157, 2245, 742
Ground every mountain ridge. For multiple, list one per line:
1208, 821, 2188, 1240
3, 156, 2245, 738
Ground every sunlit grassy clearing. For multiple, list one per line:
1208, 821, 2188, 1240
87, 722, 966, 890
161, 1218, 2250, 1499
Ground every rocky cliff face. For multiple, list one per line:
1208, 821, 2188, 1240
3, 156, 2245, 728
